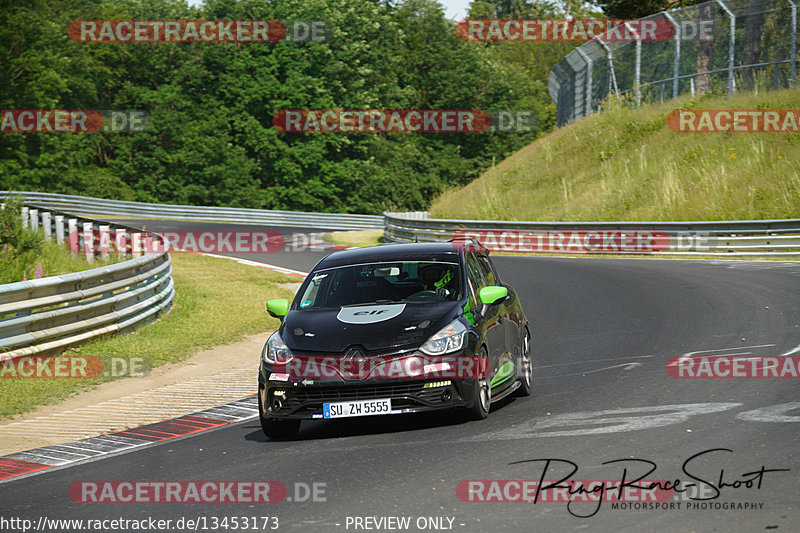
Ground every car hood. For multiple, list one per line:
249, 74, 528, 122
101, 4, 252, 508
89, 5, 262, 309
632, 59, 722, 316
281, 301, 464, 353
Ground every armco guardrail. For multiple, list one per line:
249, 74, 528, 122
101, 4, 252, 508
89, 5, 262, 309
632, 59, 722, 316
0, 191, 384, 230
0, 204, 174, 360
383, 212, 800, 256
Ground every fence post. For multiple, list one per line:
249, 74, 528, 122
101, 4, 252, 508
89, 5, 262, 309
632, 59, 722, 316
115, 229, 128, 258
68, 218, 78, 254
597, 38, 621, 102
132, 232, 143, 256
623, 21, 643, 105
21, 206, 29, 229
790, 0, 797, 88
42, 211, 52, 240
55, 215, 65, 245
29, 209, 39, 231
83, 221, 95, 263
716, 0, 736, 95
575, 47, 593, 116
663, 11, 681, 98
99, 224, 110, 260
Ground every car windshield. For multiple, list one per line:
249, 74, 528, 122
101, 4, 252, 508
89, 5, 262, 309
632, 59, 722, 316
296, 261, 461, 309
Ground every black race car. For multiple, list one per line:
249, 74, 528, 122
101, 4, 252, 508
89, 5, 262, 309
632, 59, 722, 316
257, 240, 531, 439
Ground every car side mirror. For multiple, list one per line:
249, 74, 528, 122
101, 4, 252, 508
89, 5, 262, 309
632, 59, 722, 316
478, 286, 508, 316
266, 298, 290, 320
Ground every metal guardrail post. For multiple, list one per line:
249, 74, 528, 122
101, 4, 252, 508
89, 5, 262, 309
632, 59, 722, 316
116, 229, 128, 257
55, 215, 64, 244
42, 211, 52, 240
82, 221, 94, 263
716, 0, 737, 95
132, 232, 143, 256
29, 209, 38, 231
68, 218, 78, 254
99, 225, 111, 260
663, 12, 681, 98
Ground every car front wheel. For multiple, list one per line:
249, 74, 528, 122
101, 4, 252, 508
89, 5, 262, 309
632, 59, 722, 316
466, 348, 491, 420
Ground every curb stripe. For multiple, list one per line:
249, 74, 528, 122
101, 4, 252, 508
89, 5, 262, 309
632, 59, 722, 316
0, 398, 259, 484
0, 458, 53, 480
110, 415, 229, 442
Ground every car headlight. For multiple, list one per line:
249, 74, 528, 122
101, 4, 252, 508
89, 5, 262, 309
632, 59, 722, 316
263, 331, 294, 364
419, 319, 467, 356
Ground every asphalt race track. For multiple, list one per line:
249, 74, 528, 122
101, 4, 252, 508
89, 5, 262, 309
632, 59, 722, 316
2, 221, 799, 533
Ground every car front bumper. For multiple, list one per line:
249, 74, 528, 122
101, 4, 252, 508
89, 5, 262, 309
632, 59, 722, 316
258, 370, 476, 420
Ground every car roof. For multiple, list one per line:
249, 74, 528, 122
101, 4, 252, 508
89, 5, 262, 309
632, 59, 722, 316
315, 242, 463, 269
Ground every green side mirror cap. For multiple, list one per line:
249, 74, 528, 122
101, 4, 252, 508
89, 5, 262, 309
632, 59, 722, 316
266, 298, 290, 319
478, 286, 508, 306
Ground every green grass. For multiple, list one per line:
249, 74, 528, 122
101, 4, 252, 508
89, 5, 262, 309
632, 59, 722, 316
326, 230, 384, 248
430, 88, 800, 222
0, 253, 298, 419
0, 235, 125, 285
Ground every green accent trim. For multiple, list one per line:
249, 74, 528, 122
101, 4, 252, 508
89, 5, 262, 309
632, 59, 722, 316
462, 302, 475, 325
266, 298, 289, 318
491, 360, 515, 388
479, 285, 507, 306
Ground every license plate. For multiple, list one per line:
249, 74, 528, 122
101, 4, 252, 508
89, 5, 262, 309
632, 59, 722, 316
323, 398, 392, 419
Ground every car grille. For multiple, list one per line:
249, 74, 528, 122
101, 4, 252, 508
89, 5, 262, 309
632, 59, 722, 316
275, 381, 458, 415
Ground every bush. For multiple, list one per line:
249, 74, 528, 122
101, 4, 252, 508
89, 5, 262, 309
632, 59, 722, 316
0, 197, 43, 283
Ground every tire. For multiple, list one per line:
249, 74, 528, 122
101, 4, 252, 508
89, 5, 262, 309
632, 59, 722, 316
258, 390, 300, 439
515, 329, 532, 397
467, 348, 491, 420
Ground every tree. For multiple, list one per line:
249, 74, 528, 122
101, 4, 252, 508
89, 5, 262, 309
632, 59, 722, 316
742, 0, 768, 88
695, 1, 716, 94
592, 0, 670, 19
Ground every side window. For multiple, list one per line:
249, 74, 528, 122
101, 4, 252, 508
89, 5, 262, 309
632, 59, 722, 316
476, 255, 498, 286
465, 253, 488, 290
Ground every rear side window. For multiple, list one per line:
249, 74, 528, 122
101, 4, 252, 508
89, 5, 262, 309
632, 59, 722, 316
465, 253, 488, 289
476, 255, 498, 286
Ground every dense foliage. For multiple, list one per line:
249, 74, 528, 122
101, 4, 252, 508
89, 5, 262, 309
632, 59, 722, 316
1, 0, 586, 213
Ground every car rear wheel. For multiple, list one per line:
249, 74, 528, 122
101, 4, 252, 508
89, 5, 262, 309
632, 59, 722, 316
515, 329, 532, 397
467, 348, 491, 420
258, 391, 300, 439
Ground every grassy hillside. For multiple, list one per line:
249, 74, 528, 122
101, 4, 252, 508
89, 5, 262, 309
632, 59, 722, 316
430, 88, 800, 222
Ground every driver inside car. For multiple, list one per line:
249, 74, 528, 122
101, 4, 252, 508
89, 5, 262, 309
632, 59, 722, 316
419, 264, 454, 297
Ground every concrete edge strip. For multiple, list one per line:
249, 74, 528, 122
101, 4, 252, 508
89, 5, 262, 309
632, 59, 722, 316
0, 396, 261, 485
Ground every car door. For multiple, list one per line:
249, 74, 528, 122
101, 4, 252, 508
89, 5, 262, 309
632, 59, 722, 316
477, 253, 521, 392
465, 252, 505, 385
